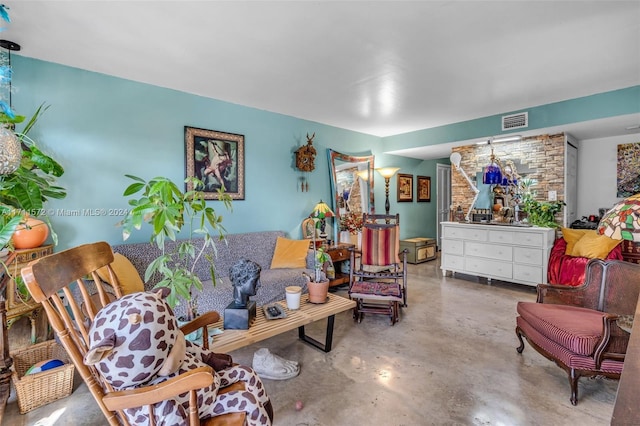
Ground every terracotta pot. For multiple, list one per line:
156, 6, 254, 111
12, 216, 49, 249
307, 279, 329, 304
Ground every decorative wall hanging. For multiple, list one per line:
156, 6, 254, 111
184, 126, 245, 200
295, 133, 316, 192
397, 173, 413, 202
617, 142, 640, 198
417, 176, 431, 202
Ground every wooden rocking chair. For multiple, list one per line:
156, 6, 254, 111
21, 241, 252, 425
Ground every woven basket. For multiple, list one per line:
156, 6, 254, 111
11, 340, 75, 414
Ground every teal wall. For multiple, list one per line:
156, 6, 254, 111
12, 56, 435, 249
382, 86, 640, 149
10, 55, 639, 250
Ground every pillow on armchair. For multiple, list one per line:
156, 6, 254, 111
547, 230, 623, 286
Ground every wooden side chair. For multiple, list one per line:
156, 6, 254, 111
348, 213, 408, 325
21, 241, 248, 426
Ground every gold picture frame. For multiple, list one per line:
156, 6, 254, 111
184, 126, 245, 200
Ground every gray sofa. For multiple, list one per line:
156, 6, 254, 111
112, 230, 314, 318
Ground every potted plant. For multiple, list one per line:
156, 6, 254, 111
118, 175, 232, 320
0, 104, 66, 300
305, 246, 331, 304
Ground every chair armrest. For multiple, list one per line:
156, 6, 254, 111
536, 283, 586, 306
179, 311, 220, 349
102, 366, 214, 411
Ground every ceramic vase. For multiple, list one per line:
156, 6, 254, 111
12, 216, 49, 249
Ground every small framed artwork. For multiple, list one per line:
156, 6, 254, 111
397, 173, 413, 202
185, 126, 245, 200
417, 176, 431, 202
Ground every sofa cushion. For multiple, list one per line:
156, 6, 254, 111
571, 231, 621, 259
270, 237, 310, 269
517, 302, 606, 356
96, 253, 145, 295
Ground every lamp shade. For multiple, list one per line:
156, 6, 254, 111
375, 167, 400, 179
310, 200, 334, 219
597, 193, 640, 241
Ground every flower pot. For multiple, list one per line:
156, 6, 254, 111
307, 279, 329, 304
12, 217, 49, 249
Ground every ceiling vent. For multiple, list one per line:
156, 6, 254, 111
502, 112, 528, 131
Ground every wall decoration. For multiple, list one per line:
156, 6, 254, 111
417, 176, 431, 202
185, 126, 245, 200
397, 173, 413, 202
617, 142, 640, 198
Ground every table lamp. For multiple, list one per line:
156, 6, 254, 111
450, 152, 479, 222
310, 200, 334, 241
597, 193, 640, 241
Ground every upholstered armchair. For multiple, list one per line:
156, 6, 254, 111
516, 258, 640, 405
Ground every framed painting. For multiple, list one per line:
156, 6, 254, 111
184, 126, 245, 200
397, 173, 413, 202
417, 176, 431, 202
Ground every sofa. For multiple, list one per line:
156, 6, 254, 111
547, 228, 623, 286
112, 231, 314, 318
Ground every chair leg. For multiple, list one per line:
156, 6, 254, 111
569, 369, 579, 406
515, 326, 526, 353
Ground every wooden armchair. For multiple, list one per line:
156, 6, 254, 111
516, 258, 640, 405
20, 241, 249, 425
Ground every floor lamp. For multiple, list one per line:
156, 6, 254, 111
375, 167, 400, 215
450, 152, 479, 222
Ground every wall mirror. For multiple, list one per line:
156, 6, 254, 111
328, 149, 375, 243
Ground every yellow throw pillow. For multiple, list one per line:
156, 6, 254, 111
571, 231, 621, 260
560, 227, 590, 255
270, 236, 310, 269
97, 253, 145, 295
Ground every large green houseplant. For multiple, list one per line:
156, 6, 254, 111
0, 104, 66, 248
0, 104, 66, 300
118, 175, 232, 318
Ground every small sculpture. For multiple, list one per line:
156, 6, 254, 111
230, 258, 262, 307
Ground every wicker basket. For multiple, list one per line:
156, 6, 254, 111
11, 340, 75, 414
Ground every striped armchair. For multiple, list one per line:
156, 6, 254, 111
516, 258, 640, 405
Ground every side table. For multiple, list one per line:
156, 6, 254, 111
325, 243, 355, 287
5, 245, 53, 344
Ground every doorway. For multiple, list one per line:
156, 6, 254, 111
436, 163, 451, 249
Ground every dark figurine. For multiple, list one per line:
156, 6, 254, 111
230, 259, 262, 307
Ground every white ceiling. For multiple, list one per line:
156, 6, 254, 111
3, 1, 640, 157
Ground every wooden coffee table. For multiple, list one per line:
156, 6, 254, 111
209, 293, 356, 353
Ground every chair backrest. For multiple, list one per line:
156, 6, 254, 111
361, 213, 400, 266
583, 258, 640, 315
21, 241, 127, 425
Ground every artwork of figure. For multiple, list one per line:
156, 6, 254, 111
203, 139, 233, 190
229, 258, 262, 307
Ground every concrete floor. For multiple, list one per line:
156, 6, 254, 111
3, 257, 618, 425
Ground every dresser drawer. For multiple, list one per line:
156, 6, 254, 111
465, 241, 512, 261
465, 258, 512, 279
443, 255, 464, 270
442, 239, 463, 255
513, 264, 543, 285
513, 231, 545, 247
489, 230, 514, 244
443, 226, 488, 241
514, 247, 543, 265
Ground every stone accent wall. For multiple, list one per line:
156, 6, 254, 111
451, 133, 566, 225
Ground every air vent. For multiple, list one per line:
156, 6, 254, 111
502, 112, 528, 130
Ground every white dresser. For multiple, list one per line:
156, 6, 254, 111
440, 221, 555, 287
